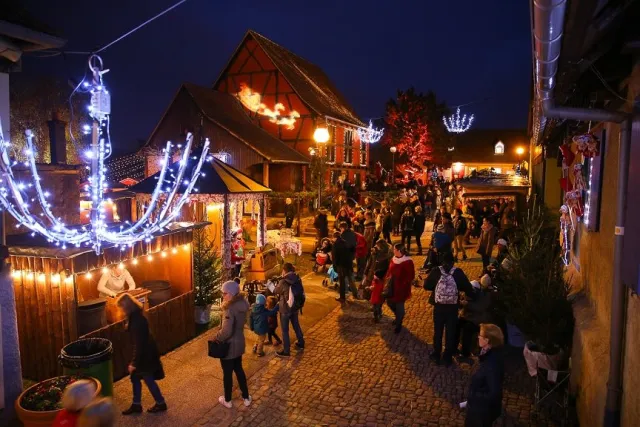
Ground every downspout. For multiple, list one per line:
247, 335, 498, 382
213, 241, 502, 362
531, 1, 631, 426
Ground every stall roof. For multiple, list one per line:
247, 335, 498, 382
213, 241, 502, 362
130, 156, 271, 195
7, 221, 209, 259
458, 173, 530, 190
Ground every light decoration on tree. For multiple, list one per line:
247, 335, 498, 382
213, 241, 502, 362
443, 107, 475, 133
357, 120, 384, 144
236, 83, 300, 130
0, 55, 210, 254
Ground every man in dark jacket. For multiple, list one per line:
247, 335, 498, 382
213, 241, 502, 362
457, 276, 493, 362
284, 198, 296, 229
313, 209, 329, 245
274, 263, 305, 357
333, 225, 357, 302
424, 252, 474, 366
413, 206, 426, 255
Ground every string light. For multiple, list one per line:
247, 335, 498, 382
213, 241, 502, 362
52, 274, 61, 284
0, 54, 210, 255
443, 107, 475, 133
147, 254, 153, 262
102, 267, 109, 274
85, 272, 93, 279
118, 262, 125, 269
171, 248, 178, 254
583, 160, 595, 227
132, 258, 139, 265
161, 251, 167, 258
357, 120, 384, 144
26, 272, 34, 280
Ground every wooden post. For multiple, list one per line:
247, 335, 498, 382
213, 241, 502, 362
263, 162, 270, 187
296, 196, 301, 237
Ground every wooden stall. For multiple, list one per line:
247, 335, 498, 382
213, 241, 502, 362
459, 174, 531, 214
8, 222, 205, 381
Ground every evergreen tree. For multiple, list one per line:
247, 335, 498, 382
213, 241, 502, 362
192, 227, 223, 307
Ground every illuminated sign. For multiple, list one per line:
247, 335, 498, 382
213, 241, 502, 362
236, 83, 300, 130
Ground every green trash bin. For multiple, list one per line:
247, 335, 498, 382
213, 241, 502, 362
59, 338, 114, 396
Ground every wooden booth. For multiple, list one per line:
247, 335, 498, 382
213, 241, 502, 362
8, 222, 205, 381
458, 173, 531, 214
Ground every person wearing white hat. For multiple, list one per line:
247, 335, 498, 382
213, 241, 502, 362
215, 280, 251, 409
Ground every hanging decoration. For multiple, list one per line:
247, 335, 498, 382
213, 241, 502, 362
443, 107, 475, 133
357, 120, 384, 144
572, 164, 587, 192
559, 205, 573, 266
572, 133, 600, 158
236, 83, 300, 130
0, 55, 210, 254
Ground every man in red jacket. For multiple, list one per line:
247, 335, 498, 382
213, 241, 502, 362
385, 244, 415, 333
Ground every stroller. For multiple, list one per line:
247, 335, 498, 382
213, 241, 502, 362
313, 252, 331, 273
322, 265, 339, 289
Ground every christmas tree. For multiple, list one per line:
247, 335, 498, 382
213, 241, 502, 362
192, 227, 223, 307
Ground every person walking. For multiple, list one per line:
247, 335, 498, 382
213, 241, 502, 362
333, 222, 357, 302
118, 294, 167, 415
453, 208, 468, 261
215, 281, 251, 409
423, 252, 474, 366
385, 244, 415, 333
275, 263, 306, 357
413, 206, 426, 255
476, 218, 497, 274
461, 324, 505, 427
400, 207, 415, 253
284, 197, 296, 229
381, 208, 393, 244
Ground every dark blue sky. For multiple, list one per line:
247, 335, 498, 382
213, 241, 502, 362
22, 0, 532, 150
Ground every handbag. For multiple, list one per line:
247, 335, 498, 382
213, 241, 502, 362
208, 340, 230, 359
382, 276, 395, 299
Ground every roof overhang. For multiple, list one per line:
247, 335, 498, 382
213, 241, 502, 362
0, 19, 66, 65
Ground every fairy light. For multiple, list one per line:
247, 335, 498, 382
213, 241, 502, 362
52, 274, 61, 284
147, 254, 153, 262
183, 244, 189, 251
357, 120, 384, 144
102, 267, 109, 274
64, 276, 73, 284
171, 247, 178, 255
26, 272, 34, 280
0, 54, 210, 255
583, 160, 595, 227
443, 107, 475, 133
161, 251, 167, 258
118, 262, 125, 269
85, 272, 93, 279
132, 258, 139, 265
11, 270, 21, 279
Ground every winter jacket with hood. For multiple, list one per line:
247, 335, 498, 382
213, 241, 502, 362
363, 241, 392, 284
477, 224, 497, 256
332, 237, 354, 269
215, 293, 250, 360
250, 304, 279, 335
275, 272, 303, 314
424, 264, 474, 306
385, 255, 415, 303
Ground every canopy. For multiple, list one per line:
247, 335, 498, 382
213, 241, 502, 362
130, 156, 271, 195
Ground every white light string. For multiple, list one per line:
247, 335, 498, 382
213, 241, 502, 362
443, 107, 475, 133
357, 120, 384, 144
0, 55, 210, 253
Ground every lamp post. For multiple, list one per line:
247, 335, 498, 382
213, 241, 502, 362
389, 146, 397, 187
516, 146, 525, 176
313, 125, 330, 209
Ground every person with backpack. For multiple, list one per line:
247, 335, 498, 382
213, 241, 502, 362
423, 252, 474, 366
274, 263, 305, 358
400, 207, 415, 253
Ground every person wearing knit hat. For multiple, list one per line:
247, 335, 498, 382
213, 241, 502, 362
249, 294, 278, 358
480, 274, 492, 289
456, 273, 494, 362
215, 280, 251, 409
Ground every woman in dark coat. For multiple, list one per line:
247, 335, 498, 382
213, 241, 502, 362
118, 294, 167, 415
463, 323, 505, 427
313, 209, 329, 243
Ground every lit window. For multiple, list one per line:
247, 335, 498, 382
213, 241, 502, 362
495, 141, 505, 155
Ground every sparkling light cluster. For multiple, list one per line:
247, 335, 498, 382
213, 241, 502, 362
583, 160, 594, 227
357, 120, 384, 144
443, 107, 475, 133
0, 55, 210, 254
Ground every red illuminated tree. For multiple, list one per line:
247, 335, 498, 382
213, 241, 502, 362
383, 88, 452, 170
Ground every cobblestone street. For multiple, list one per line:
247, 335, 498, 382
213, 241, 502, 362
194, 253, 561, 427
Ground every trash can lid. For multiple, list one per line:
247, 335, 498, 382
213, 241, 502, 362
60, 338, 113, 368
78, 298, 107, 309
142, 280, 171, 291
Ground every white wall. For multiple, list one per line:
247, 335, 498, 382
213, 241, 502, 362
0, 73, 9, 142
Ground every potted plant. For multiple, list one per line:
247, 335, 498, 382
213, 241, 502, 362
495, 200, 574, 365
193, 227, 223, 324
15, 375, 101, 427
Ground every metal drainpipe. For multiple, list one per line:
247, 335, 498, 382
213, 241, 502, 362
605, 117, 633, 427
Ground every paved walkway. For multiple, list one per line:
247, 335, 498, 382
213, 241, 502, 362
113, 233, 562, 426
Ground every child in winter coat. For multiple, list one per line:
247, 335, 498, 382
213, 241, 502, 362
367, 270, 386, 323
249, 294, 279, 356
53, 379, 96, 427
265, 296, 282, 346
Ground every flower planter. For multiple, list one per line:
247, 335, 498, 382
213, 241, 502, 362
194, 304, 212, 325
15, 376, 101, 427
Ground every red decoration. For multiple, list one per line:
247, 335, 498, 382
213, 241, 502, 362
573, 133, 600, 158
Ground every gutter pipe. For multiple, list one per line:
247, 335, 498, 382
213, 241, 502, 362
531, 1, 632, 426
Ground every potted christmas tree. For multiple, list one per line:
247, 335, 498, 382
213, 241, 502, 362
193, 227, 223, 325
496, 200, 574, 366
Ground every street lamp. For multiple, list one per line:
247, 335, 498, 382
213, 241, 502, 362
390, 146, 397, 187
516, 146, 525, 175
313, 125, 329, 209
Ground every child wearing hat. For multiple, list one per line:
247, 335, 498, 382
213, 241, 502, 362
53, 379, 96, 427
249, 294, 279, 356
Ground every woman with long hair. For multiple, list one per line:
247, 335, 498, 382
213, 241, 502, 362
385, 243, 415, 333
463, 324, 505, 426
118, 294, 167, 415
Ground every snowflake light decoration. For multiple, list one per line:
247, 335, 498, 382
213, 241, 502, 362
0, 55, 210, 254
357, 120, 384, 144
443, 107, 475, 133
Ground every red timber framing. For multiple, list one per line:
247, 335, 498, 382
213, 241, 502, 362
213, 30, 369, 183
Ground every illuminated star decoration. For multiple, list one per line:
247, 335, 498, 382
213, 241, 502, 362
0, 55, 210, 254
357, 120, 384, 144
443, 107, 475, 133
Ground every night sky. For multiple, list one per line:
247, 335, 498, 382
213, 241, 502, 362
21, 0, 532, 152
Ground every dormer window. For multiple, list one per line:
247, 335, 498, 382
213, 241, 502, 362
495, 141, 505, 155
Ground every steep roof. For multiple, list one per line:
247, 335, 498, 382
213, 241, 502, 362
130, 156, 271, 195
450, 129, 528, 164
216, 30, 365, 128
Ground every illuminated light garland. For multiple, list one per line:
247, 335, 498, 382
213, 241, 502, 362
236, 83, 300, 130
443, 107, 475, 133
0, 55, 210, 254
357, 120, 384, 144
583, 160, 594, 227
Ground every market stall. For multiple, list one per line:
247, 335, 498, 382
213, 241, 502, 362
8, 222, 204, 381
458, 172, 530, 214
